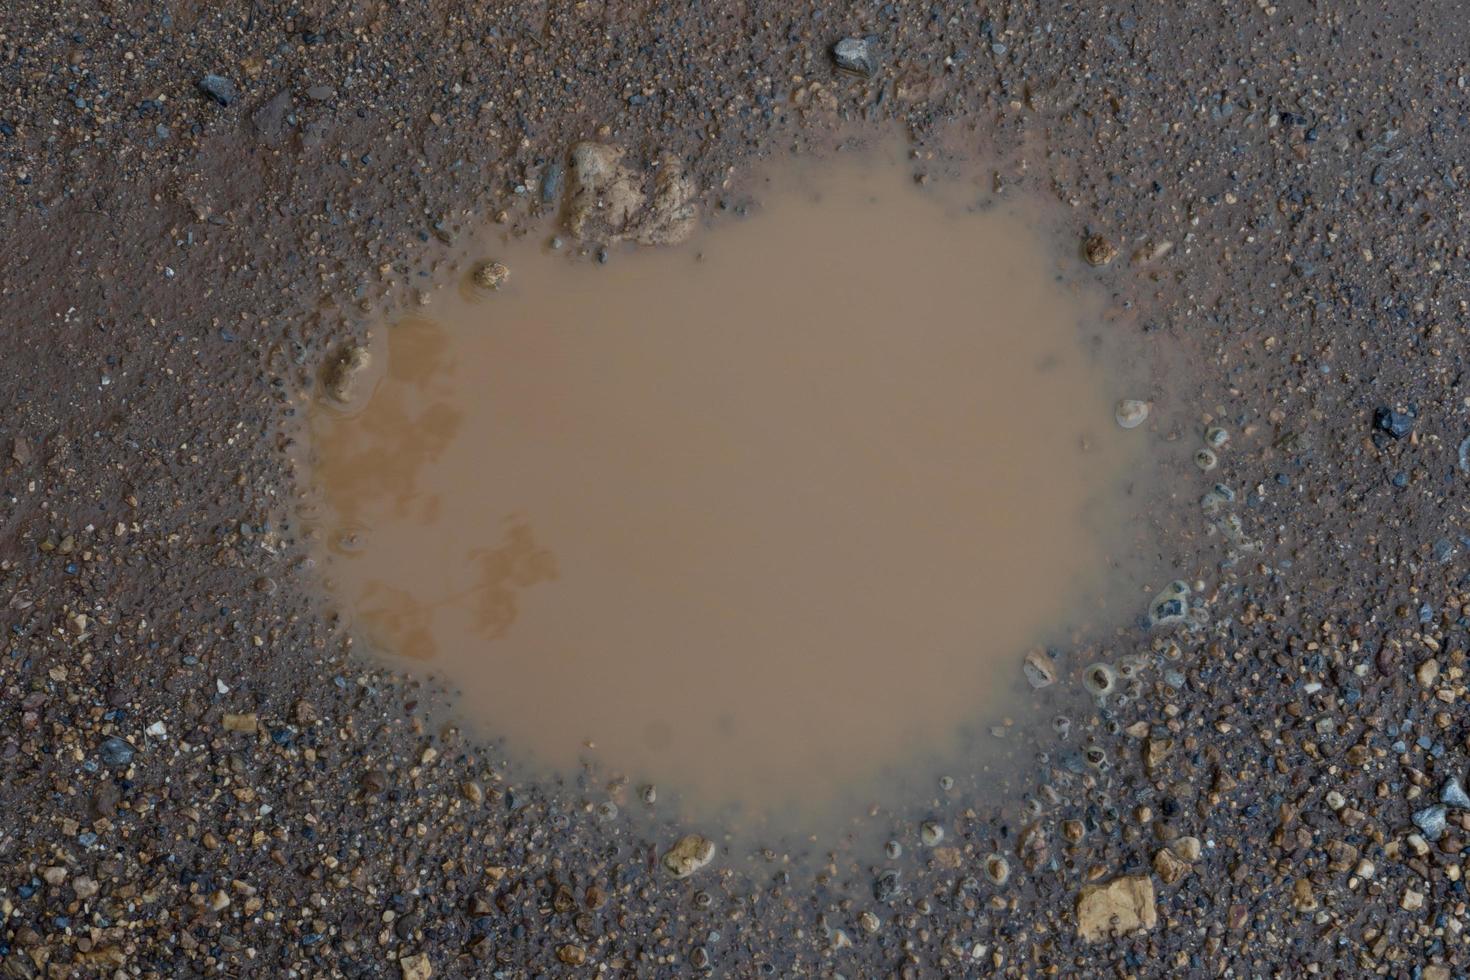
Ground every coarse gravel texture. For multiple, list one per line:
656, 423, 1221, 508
3, 1, 1470, 977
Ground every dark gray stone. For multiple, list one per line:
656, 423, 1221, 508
198, 74, 238, 107
1373, 406, 1414, 439
98, 737, 136, 767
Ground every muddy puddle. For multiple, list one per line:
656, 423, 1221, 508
303, 146, 1171, 834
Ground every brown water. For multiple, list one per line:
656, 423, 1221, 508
306, 150, 1151, 824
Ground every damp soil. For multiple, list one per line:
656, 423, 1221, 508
3, 1, 1470, 977
305, 149, 1164, 829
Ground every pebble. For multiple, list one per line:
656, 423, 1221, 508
920, 821, 944, 846
1076, 875, 1156, 940
1442, 777, 1470, 809
663, 834, 716, 878
98, 737, 135, 767
1082, 662, 1117, 697
1200, 483, 1235, 515
1022, 648, 1058, 688
982, 854, 1010, 886
324, 345, 371, 403
197, 74, 238, 106
473, 261, 510, 290
1172, 836, 1202, 861
1148, 581, 1191, 627
885, 840, 902, 859
1083, 234, 1118, 267
1153, 847, 1188, 884
873, 869, 902, 901
831, 38, 877, 76
1417, 659, 1440, 687
1204, 426, 1230, 447
1413, 803, 1448, 842
1114, 398, 1149, 429
541, 162, 565, 204
1374, 406, 1414, 439
1194, 447, 1218, 472
223, 713, 259, 733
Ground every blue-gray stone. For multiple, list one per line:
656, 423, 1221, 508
1413, 803, 1448, 841
197, 74, 238, 107
98, 737, 135, 767
1374, 406, 1414, 439
1442, 777, 1470, 810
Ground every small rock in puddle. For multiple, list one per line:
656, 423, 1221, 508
663, 834, 716, 878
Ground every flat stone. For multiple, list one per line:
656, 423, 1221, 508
1075, 875, 1157, 942
251, 90, 293, 142
222, 713, 259, 733
566, 142, 645, 243
636, 153, 698, 246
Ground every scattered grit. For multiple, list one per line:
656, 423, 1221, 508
3, 1, 1470, 977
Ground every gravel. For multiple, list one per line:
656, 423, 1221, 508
2, 0, 1468, 975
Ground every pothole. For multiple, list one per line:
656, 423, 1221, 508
303, 146, 1167, 828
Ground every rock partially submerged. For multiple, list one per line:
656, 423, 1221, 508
1083, 233, 1118, 267
663, 834, 716, 878
1148, 580, 1191, 627
1022, 648, 1058, 688
1075, 875, 1157, 941
323, 345, 371, 403
565, 143, 697, 247
1114, 398, 1149, 429
473, 261, 510, 290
